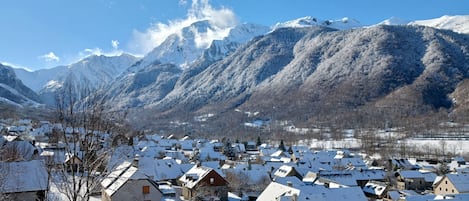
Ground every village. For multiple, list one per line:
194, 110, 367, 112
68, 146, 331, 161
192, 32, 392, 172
1, 118, 469, 201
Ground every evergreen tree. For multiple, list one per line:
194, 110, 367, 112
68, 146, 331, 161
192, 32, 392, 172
256, 136, 262, 146
279, 140, 286, 151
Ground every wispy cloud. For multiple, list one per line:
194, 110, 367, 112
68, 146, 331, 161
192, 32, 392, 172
131, 0, 238, 54
39, 52, 60, 62
111, 40, 119, 49
75, 46, 135, 60
179, 0, 188, 6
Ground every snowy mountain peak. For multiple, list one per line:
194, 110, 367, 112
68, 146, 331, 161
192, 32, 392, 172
273, 16, 362, 30
377, 17, 411, 25
132, 20, 269, 71
409, 15, 469, 34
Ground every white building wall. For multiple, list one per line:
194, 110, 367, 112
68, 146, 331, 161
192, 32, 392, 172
110, 179, 162, 201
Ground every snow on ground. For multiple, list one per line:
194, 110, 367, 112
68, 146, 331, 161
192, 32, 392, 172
410, 15, 469, 34
405, 138, 469, 155
299, 138, 362, 150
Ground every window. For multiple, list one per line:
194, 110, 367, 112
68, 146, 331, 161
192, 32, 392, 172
143, 186, 150, 194
452, 189, 455, 193
210, 177, 214, 184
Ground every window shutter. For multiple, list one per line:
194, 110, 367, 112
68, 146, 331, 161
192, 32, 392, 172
143, 186, 150, 194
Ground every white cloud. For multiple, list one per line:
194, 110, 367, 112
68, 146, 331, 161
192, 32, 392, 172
111, 40, 119, 49
76, 47, 132, 60
131, 0, 238, 54
83, 48, 103, 56
40, 52, 60, 62
179, 0, 188, 6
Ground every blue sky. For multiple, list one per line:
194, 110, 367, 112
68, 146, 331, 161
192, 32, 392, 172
1, 0, 468, 71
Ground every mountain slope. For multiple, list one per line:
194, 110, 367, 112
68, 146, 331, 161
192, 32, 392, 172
19, 54, 139, 105
105, 62, 182, 109
14, 66, 67, 92
117, 24, 469, 130
0, 63, 41, 106
156, 27, 325, 111
105, 22, 269, 109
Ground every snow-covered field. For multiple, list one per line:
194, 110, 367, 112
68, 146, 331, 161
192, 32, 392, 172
405, 138, 469, 155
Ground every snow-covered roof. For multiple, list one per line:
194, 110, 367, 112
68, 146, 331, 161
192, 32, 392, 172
101, 161, 151, 196
363, 180, 387, 196
138, 158, 186, 181
399, 170, 424, 179
178, 165, 223, 189
274, 176, 305, 188
274, 165, 296, 178
228, 163, 271, 185
406, 194, 469, 201
446, 174, 469, 193
0, 160, 48, 193
422, 172, 437, 183
198, 145, 226, 161
2, 140, 37, 161
257, 181, 300, 201
258, 180, 367, 201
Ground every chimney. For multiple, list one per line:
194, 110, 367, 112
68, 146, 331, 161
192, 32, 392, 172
132, 157, 139, 166
292, 193, 298, 201
287, 181, 292, 187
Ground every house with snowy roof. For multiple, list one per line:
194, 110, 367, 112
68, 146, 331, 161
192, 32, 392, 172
397, 170, 436, 191
362, 180, 388, 199
390, 158, 419, 170
178, 164, 229, 201
433, 173, 469, 195
312, 169, 386, 188
193, 144, 227, 162
396, 170, 426, 191
0, 160, 48, 201
0, 140, 38, 161
138, 158, 191, 183
273, 165, 302, 180
223, 163, 271, 200
101, 161, 162, 201
64, 153, 83, 172
258, 177, 367, 201
385, 189, 422, 201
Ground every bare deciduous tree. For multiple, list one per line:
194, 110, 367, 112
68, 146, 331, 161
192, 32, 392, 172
51, 75, 124, 201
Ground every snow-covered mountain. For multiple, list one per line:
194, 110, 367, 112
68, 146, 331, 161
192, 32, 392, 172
0, 63, 41, 107
377, 17, 410, 26
377, 15, 469, 34
14, 66, 67, 92
410, 15, 469, 34
107, 24, 469, 132
15, 54, 138, 93
103, 15, 469, 114
128, 21, 269, 73
104, 22, 269, 109
7, 14, 469, 127
15, 54, 139, 105
273, 16, 362, 30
